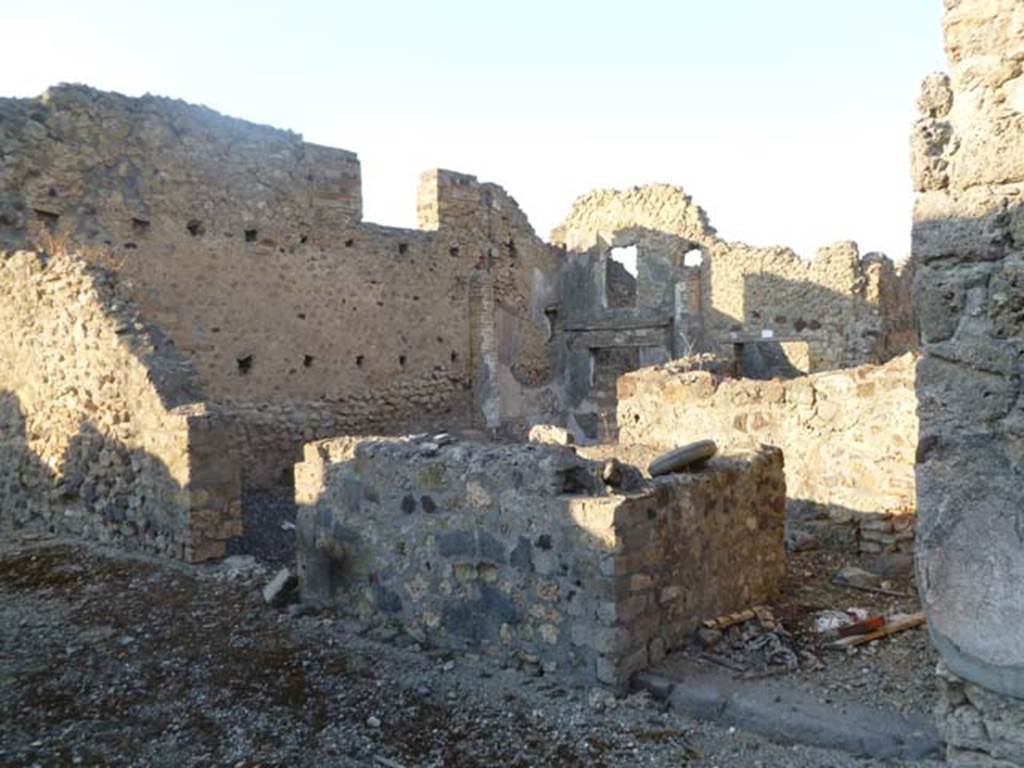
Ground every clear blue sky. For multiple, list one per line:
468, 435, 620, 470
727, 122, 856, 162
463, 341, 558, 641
4, 1, 946, 259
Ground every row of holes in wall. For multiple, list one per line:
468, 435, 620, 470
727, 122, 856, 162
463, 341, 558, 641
183, 219, 461, 257
235, 350, 460, 375
34, 211, 478, 262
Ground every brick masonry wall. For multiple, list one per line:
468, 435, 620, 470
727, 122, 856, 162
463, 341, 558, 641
0, 250, 240, 562
295, 436, 784, 688
617, 353, 919, 531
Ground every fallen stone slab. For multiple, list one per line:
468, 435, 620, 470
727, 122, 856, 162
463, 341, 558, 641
834, 565, 882, 591
648, 440, 717, 477
633, 658, 942, 761
528, 424, 574, 446
263, 567, 298, 606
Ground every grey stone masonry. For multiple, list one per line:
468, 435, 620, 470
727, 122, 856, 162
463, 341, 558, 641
295, 435, 785, 689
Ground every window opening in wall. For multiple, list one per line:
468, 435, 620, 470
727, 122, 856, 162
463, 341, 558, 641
299, 234, 308, 244
606, 246, 639, 308
449, 246, 460, 257
399, 354, 407, 367
236, 355, 253, 375
186, 219, 204, 236
450, 351, 459, 363
345, 238, 354, 248
683, 248, 704, 267
303, 354, 315, 368
244, 229, 258, 243
398, 242, 408, 255
356, 355, 364, 368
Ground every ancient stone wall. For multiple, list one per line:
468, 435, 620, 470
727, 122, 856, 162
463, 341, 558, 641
295, 435, 785, 688
0, 250, 240, 561
0, 86, 564, 478
912, 0, 1024, 734
617, 353, 919, 533
937, 662, 1024, 766
0, 87, 469, 402
419, 170, 565, 436
552, 185, 916, 384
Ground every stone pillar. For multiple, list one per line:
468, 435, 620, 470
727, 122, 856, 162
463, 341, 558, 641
912, 0, 1024, 761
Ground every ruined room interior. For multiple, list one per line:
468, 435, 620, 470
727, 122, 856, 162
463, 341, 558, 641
2, 1, 1023, 766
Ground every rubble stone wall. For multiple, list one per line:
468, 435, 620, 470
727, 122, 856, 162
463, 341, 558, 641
295, 436, 785, 688
0, 250, 240, 561
912, 0, 1024, 726
0, 87, 563, 447
552, 185, 916, 377
937, 663, 1024, 767
617, 353, 919, 527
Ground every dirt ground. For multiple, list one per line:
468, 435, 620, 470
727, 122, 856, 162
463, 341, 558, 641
0, 529, 939, 768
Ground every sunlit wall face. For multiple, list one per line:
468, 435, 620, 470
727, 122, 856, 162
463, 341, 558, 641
2, 1, 945, 262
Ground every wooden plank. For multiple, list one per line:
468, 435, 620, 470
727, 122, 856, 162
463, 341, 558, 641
827, 612, 926, 649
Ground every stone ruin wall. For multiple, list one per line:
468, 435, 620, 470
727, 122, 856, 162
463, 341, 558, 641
0, 86, 565, 486
295, 436, 785, 689
552, 184, 917, 377
418, 169, 565, 438
617, 353, 919, 552
0, 250, 240, 561
912, 0, 1024, 760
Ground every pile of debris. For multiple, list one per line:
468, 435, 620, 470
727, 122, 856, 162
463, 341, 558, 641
694, 606, 811, 677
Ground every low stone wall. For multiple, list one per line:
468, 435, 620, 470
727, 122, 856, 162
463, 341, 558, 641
208, 381, 471, 490
937, 663, 1024, 767
0, 251, 240, 561
617, 353, 918, 525
295, 435, 785, 688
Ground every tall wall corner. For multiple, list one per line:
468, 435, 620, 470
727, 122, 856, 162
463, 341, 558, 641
302, 142, 364, 224
416, 168, 483, 231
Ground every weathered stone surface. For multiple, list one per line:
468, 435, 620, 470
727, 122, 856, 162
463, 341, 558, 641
295, 436, 785, 689
912, 0, 1024, 721
0, 86, 568, 473
528, 424, 574, 445
648, 440, 717, 477
0, 251, 239, 562
618, 353, 918, 519
938, 663, 1024, 767
550, 184, 915, 441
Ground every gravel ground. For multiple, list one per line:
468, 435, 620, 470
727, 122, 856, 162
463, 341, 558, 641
664, 545, 938, 719
0, 532, 941, 768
